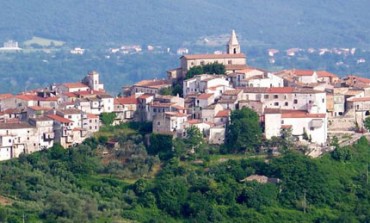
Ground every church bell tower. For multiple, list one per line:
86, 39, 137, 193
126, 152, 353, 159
227, 30, 241, 54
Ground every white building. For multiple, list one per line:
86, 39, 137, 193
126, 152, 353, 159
183, 74, 230, 97
264, 109, 327, 144
241, 87, 327, 114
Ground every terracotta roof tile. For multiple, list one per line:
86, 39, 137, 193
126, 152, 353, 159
215, 110, 230, 118
265, 109, 326, 118
114, 97, 138, 105
63, 82, 89, 88
28, 106, 52, 111
46, 114, 73, 123
87, 113, 98, 119
197, 93, 214, 100
347, 97, 370, 102
182, 53, 246, 60
317, 71, 338, 78
0, 94, 13, 100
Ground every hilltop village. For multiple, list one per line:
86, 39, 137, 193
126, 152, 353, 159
0, 30, 369, 161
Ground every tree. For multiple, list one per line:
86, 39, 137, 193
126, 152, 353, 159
148, 134, 173, 160
185, 62, 226, 79
100, 112, 116, 126
364, 116, 370, 132
226, 107, 262, 152
185, 126, 205, 150
186, 65, 203, 79
172, 83, 183, 97
159, 86, 173, 95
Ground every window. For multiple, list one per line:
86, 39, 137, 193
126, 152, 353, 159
294, 99, 298, 104
264, 95, 269, 99
274, 102, 279, 106
8, 139, 11, 143
157, 121, 160, 125
274, 95, 278, 99
68, 115, 72, 118
228, 60, 232, 65
309, 100, 312, 104
322, 98, 325, 103
310, 127, 314, 131
281, 120, 284, 124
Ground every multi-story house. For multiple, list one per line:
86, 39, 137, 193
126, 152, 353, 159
124, 79, 172, 96
153, 112, 188, 135
183, 74, 230, 97
241, 87, 326, 115
114, 96, 138, 123
264, 109, 327, 145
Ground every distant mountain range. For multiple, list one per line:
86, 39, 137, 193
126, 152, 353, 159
1, 0, 370, 49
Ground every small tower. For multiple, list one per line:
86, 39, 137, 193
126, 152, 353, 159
227, 30, 241, 54
82, 70, 104, 91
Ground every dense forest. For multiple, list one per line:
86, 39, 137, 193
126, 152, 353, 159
0, 109, 369, 222
1, 1, 370, 48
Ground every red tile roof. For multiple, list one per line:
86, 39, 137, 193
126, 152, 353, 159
197, 93, 214, 100
265, 109, 326, 118
138, 94, 154, 99
16, 95, 39, 101
114, 97, 138, 105
63, 82, 89, 89
291, 70, 315, 76
223, 89, 242, 95
317, 71, 338, 78
134, 79, 171, 88
225, 64, 249, 70
182, 53, 246, 60
38, 97, 59, 102
0, 94, 13, 100
63, 92, 77, 97
267, 87, 294, 94
46, 114, 73, 123
281, 125, 292, 129
28, 106, 52, 111
347, 97, 370, 102
345, 75, 370, 84
87, 113, 98, 119
215, 110, 230, 118
74, 90, 106, 96
188, 119, 201, 124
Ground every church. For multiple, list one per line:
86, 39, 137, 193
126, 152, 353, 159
167, 30, 248, 81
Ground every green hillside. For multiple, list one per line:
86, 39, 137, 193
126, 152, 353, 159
0, 123, 369, 222
1, 0, 370, 48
